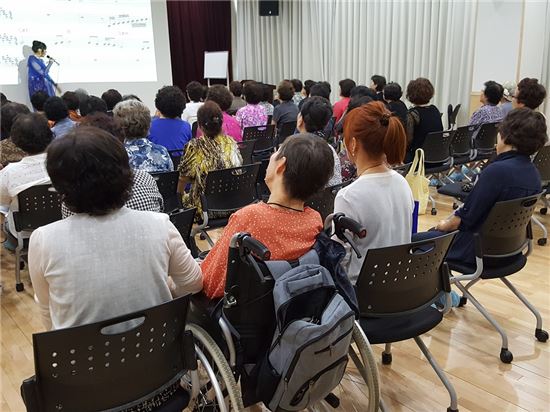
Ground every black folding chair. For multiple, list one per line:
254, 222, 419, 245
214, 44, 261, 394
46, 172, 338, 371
194, 164, 260, 246
266, 115, 272, 125
12, 184, 62, 292
449, 125, 475, 172
305, 182, 350, 222
237, 139, 256, 165
421, 130, 455, 215
20, 296, 198, 412
355, 232, 459, 412
191, 122, 198, 139
448, 194, 547, 363
255, 159, 270, 201
169, 208, 198, 257
150, 171, 183, 214
243, 125, 275, 153
472, 122, 499, 166
447, 103, 461, 130
532, 146, 550, 245
168, 149, 183, 170
276, 121, 297, 146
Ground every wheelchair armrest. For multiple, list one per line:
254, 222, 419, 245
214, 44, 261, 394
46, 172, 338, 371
182, 330, 198, 371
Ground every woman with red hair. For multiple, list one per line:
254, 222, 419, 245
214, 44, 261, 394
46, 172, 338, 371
335, 101, 414, 282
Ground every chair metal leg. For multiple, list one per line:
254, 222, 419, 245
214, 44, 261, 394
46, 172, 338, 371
15, 243, 24, 292
382, 342, 392, 364
531, 216, 548, 246
464, 277, 480, 292
429, 195, 437, 215
200, 230, 215, 248
413, 336, 458, 412
455, 282, 512, 363
499, 277, 546, 339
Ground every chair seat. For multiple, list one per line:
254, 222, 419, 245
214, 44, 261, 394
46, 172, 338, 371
426, 163, 452, 174
448, 254, 527, 279
452, 155, 472, 166
358, 306, 443, 344
204, 217, 230, 230
437, 182, 469, 201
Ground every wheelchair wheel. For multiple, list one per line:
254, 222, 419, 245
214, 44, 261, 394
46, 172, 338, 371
184, 323, 244, 412
337, 322, 380, 412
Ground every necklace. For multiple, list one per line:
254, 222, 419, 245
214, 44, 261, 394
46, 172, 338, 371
266, 202, 304, 212
357, 163, 385, 176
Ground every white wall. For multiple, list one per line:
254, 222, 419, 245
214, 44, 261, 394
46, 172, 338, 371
0, 0, 172, 112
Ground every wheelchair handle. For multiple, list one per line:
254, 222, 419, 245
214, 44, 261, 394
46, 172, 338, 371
334, 214, 367, 239
241, 235, 271, 261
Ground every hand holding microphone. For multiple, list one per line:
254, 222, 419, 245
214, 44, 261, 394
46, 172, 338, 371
47, 55, 60, 66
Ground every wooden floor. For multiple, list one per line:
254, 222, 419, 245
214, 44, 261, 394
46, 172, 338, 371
1, 191, 549, 411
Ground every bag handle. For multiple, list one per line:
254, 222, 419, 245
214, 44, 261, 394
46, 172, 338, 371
416, 148, 425, 176
408, 148, 424, 175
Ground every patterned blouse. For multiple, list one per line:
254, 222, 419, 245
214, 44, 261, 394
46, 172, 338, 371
124, 137, 174, 173
469, 104, 505, 126
178, 134, 242, 215
0, 139, 26, 167
236, 104, 268, 130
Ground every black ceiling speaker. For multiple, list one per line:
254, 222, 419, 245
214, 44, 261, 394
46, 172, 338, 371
259, 0, 279, 16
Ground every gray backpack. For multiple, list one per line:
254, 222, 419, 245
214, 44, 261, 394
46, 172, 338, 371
256, 259, 355, 411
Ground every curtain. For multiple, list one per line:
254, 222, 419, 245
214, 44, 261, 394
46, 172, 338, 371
167, 0, 232, 90
232, 0, 478, 126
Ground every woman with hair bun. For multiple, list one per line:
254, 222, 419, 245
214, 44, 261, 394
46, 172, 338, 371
177, 101, 242, 214
335, 101, 414, 282
28, 40, 59, 99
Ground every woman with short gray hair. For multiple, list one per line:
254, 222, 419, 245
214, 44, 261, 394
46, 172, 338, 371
113, 99, 173, 172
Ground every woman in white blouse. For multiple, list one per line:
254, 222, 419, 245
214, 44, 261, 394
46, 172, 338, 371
29, 126, 202, 330
334, 101, 414, 283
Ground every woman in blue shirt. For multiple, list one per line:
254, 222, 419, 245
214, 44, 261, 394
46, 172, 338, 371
27, 40, 58, 99
433, 108, 547, 266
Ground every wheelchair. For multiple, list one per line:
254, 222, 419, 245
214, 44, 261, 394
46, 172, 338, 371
184, 213, 381, 411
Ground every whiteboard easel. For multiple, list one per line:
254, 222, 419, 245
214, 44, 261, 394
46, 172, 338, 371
204, 51, 229, 86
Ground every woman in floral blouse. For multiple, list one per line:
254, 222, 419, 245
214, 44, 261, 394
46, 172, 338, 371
235, 81, 268, 129
177, 101, 242, 216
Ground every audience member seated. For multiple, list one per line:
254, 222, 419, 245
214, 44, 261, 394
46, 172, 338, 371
199, 85, 243, 142
80, 95, 108, 117
122, 94, 142, 102
177, 101, 242, 215
61, 116, 163, 217
291, 79, 304, 106
149, 85, 192, 152
114, 99, 173, 172
101, 88, 123, 116
469, 80, 505, 125
0, 114, 53, 240
28, 126, 202, 330
335, 101, 414, 282
44, 97, 76, 139
310, 83, 334, 136
273, 80, 299, 132
228, 80, 246, 115
513, 77, 547, 110
182, 81, 204, 124
297, 96, 342, 186
61, 91, 81, 122
236, 81, 268, 129
333, 78, 356, 123
260, 83, 275, 116
383, 82, 408, 125
370, 74, 387, 100
201, 134, 334, 298
500, 81, 516, 117
405, 77, 443, 162
74, 88, 89, 108
333, 86, 376, 137
30, 90, 49, 115
0, 103, 30, 167
425, 109, 547, 265
298, 79, 316, 110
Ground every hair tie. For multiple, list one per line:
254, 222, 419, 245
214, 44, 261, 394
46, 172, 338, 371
380, 113, 390, 127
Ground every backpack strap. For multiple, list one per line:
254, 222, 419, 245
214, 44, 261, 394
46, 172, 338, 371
264, 260, 293, 281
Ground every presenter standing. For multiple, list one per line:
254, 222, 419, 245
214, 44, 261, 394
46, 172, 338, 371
27, 40, 59, 99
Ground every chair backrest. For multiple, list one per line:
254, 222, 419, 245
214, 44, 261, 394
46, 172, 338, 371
150, 171, 182, 214
305, 182, 348, 222
243, 125, 276, 152
392, 162, 412, 176
191, 122, 198, 138
277, 121, 297, 145
169, 208, 197, 255
355, 232, 455, 317
202, 163, 260, 213
266, 115, 273, 125
21, 296, 193, 412
255, 158, 271, 200
451, 125, 475, 157
447, 103, 461, 129
474, 122, 499, 152
533, 145, 550, 182
13, 184, 62, 232
168, 149, 182, 169
238, 139, 256, 165
478, 194, 540, 257
421, 130, 454, 164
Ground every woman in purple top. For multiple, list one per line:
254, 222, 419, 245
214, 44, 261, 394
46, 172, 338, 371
199, 85, 242, 142
469, 81, 505, 125
236, 81, 267, 130
27, 40, 58, 99
149, 86, 192, 153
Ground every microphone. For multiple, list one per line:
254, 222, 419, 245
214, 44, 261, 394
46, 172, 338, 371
46, 55, 60, 65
